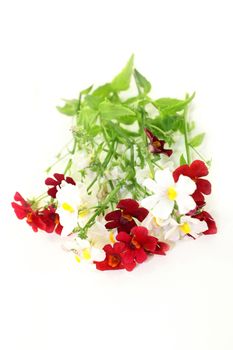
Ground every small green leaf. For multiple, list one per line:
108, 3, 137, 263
153, 93, 195, 114
92, 83, 112, 98
99, 100, 136, 124
81, 85, 93, 95
189, 133, 205, 148
111, 55, 134, 92
134, 69, 151, 94
56, 99, 79, 116
88, 125, 101, 137
180, 154, 187, 165
85, 95, 102, 110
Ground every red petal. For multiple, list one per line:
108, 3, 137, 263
193, 211, 217, 234
12, 203, 28, 219
135, 207, 149, 222
48, 187, 57, 198
143, 236, 158, 252
163, 149, 173, 157
66, 177, 76, 185
117, 199, 139, 215
116, 231, 131, 243
114, 242, 126, 254
173, 164, 191, 182
105, 210, 121, 221
196, 179, 211, 195
190, 160, 208, 178
105, 221, 118, 229
155, 242, 170, 255
135, 248, 148, 263
54, 173, 65, 182
45, 177, 58, 186
131, 226, 148, 244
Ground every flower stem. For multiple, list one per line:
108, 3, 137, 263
183, 94, 191, 164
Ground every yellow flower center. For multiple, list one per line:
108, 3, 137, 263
75, 255, 81, 263
180, 222, 191, 234
109, 231, 115, 244
79, 208, 90, 218
167, 187, 177, 200
82, 248, 91, 260
62, 202, 75, 213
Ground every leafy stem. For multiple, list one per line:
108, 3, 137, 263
183, 94, 191, 164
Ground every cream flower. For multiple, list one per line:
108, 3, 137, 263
164, 216, 208, 241
141, 168, 196, 219
56, 181, 81, 237
87, 221, 116, 249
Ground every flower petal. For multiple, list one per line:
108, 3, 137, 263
116, 231, 131, 243
176, 195, 196, 215
151, 197, 174, 219
141, 194, 159, 210
196, 178, 211, 195
190, 160, 208, 177
176, 175, 196, 195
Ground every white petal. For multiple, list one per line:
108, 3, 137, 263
141, 194, 159, 210
155, 168, 175, 189
91, 248, 106, 262
176, 175, 196, 195
176, 195, 196, 215
190, 219, 208, 235
164, 226, 180, 241
151, 198, 174, 219
76, 237, 90, 249
143, 178, 158, 193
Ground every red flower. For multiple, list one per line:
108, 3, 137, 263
12, 192, 46, 232
12, 192, 63, 234
105, 199, 148, 233
45, 173, 76, 198
116, 226, 159, 271
94, 243, 126, 271
39, 206, 63, 235
173, 160, 211, 208
145, 128, 173, 157
193, 211, 217, 235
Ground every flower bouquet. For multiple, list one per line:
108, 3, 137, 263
12, 55, 217, 271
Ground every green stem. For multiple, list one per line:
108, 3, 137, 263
190, 145, 208, 164
183, 94, 191, 164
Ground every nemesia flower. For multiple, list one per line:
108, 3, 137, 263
87, 221, 117, 249
12, 193, 63, 234
56, 181, 81, 237
173, 160, 211, 208
62, 236, 105, 263
193, 211, 217, 234
142, 168, 196, 219
164, 215, 208, 241
94, 243, 126, 271
116, 226, 158, 271
154, 241, 170, 255
45, 173, 76, 198
105, 199, 149, 233
12, 192, 46, 232
145, 128, 173, 157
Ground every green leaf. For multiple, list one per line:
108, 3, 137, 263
56, 99, 79, 116
153, 93, 195, 114
84, 95, 102, 110
134, 69, 151, 94
79, 107, 98, 128
180, 154, 187, 165
81, 85, 93, 95
92, 83, 112, 98
99, 100, 136, 124
189, 133, 205, 148
88, 125, 101, 137
111, 54, 134, 92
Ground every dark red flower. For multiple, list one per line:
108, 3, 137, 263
12, 192, 63, 234
39, 206, 63, 235
94, 243, 126, 271
173, 160, 211, 208
116, 226, 159, 271
45, 173, 76, 198
12, 192, 46, 232
145, 128, 173, 157
193, 211, 217, 235
105, 199, 149, 233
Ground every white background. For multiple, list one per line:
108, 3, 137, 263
0, 1, 233, 349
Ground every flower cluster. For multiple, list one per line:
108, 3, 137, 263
11, 56, 217, 272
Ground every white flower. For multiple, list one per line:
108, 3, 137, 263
141, 168, 196, 219
56, 181, 81, 237
164, 216, 208, 241
62, 236, 105, 263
